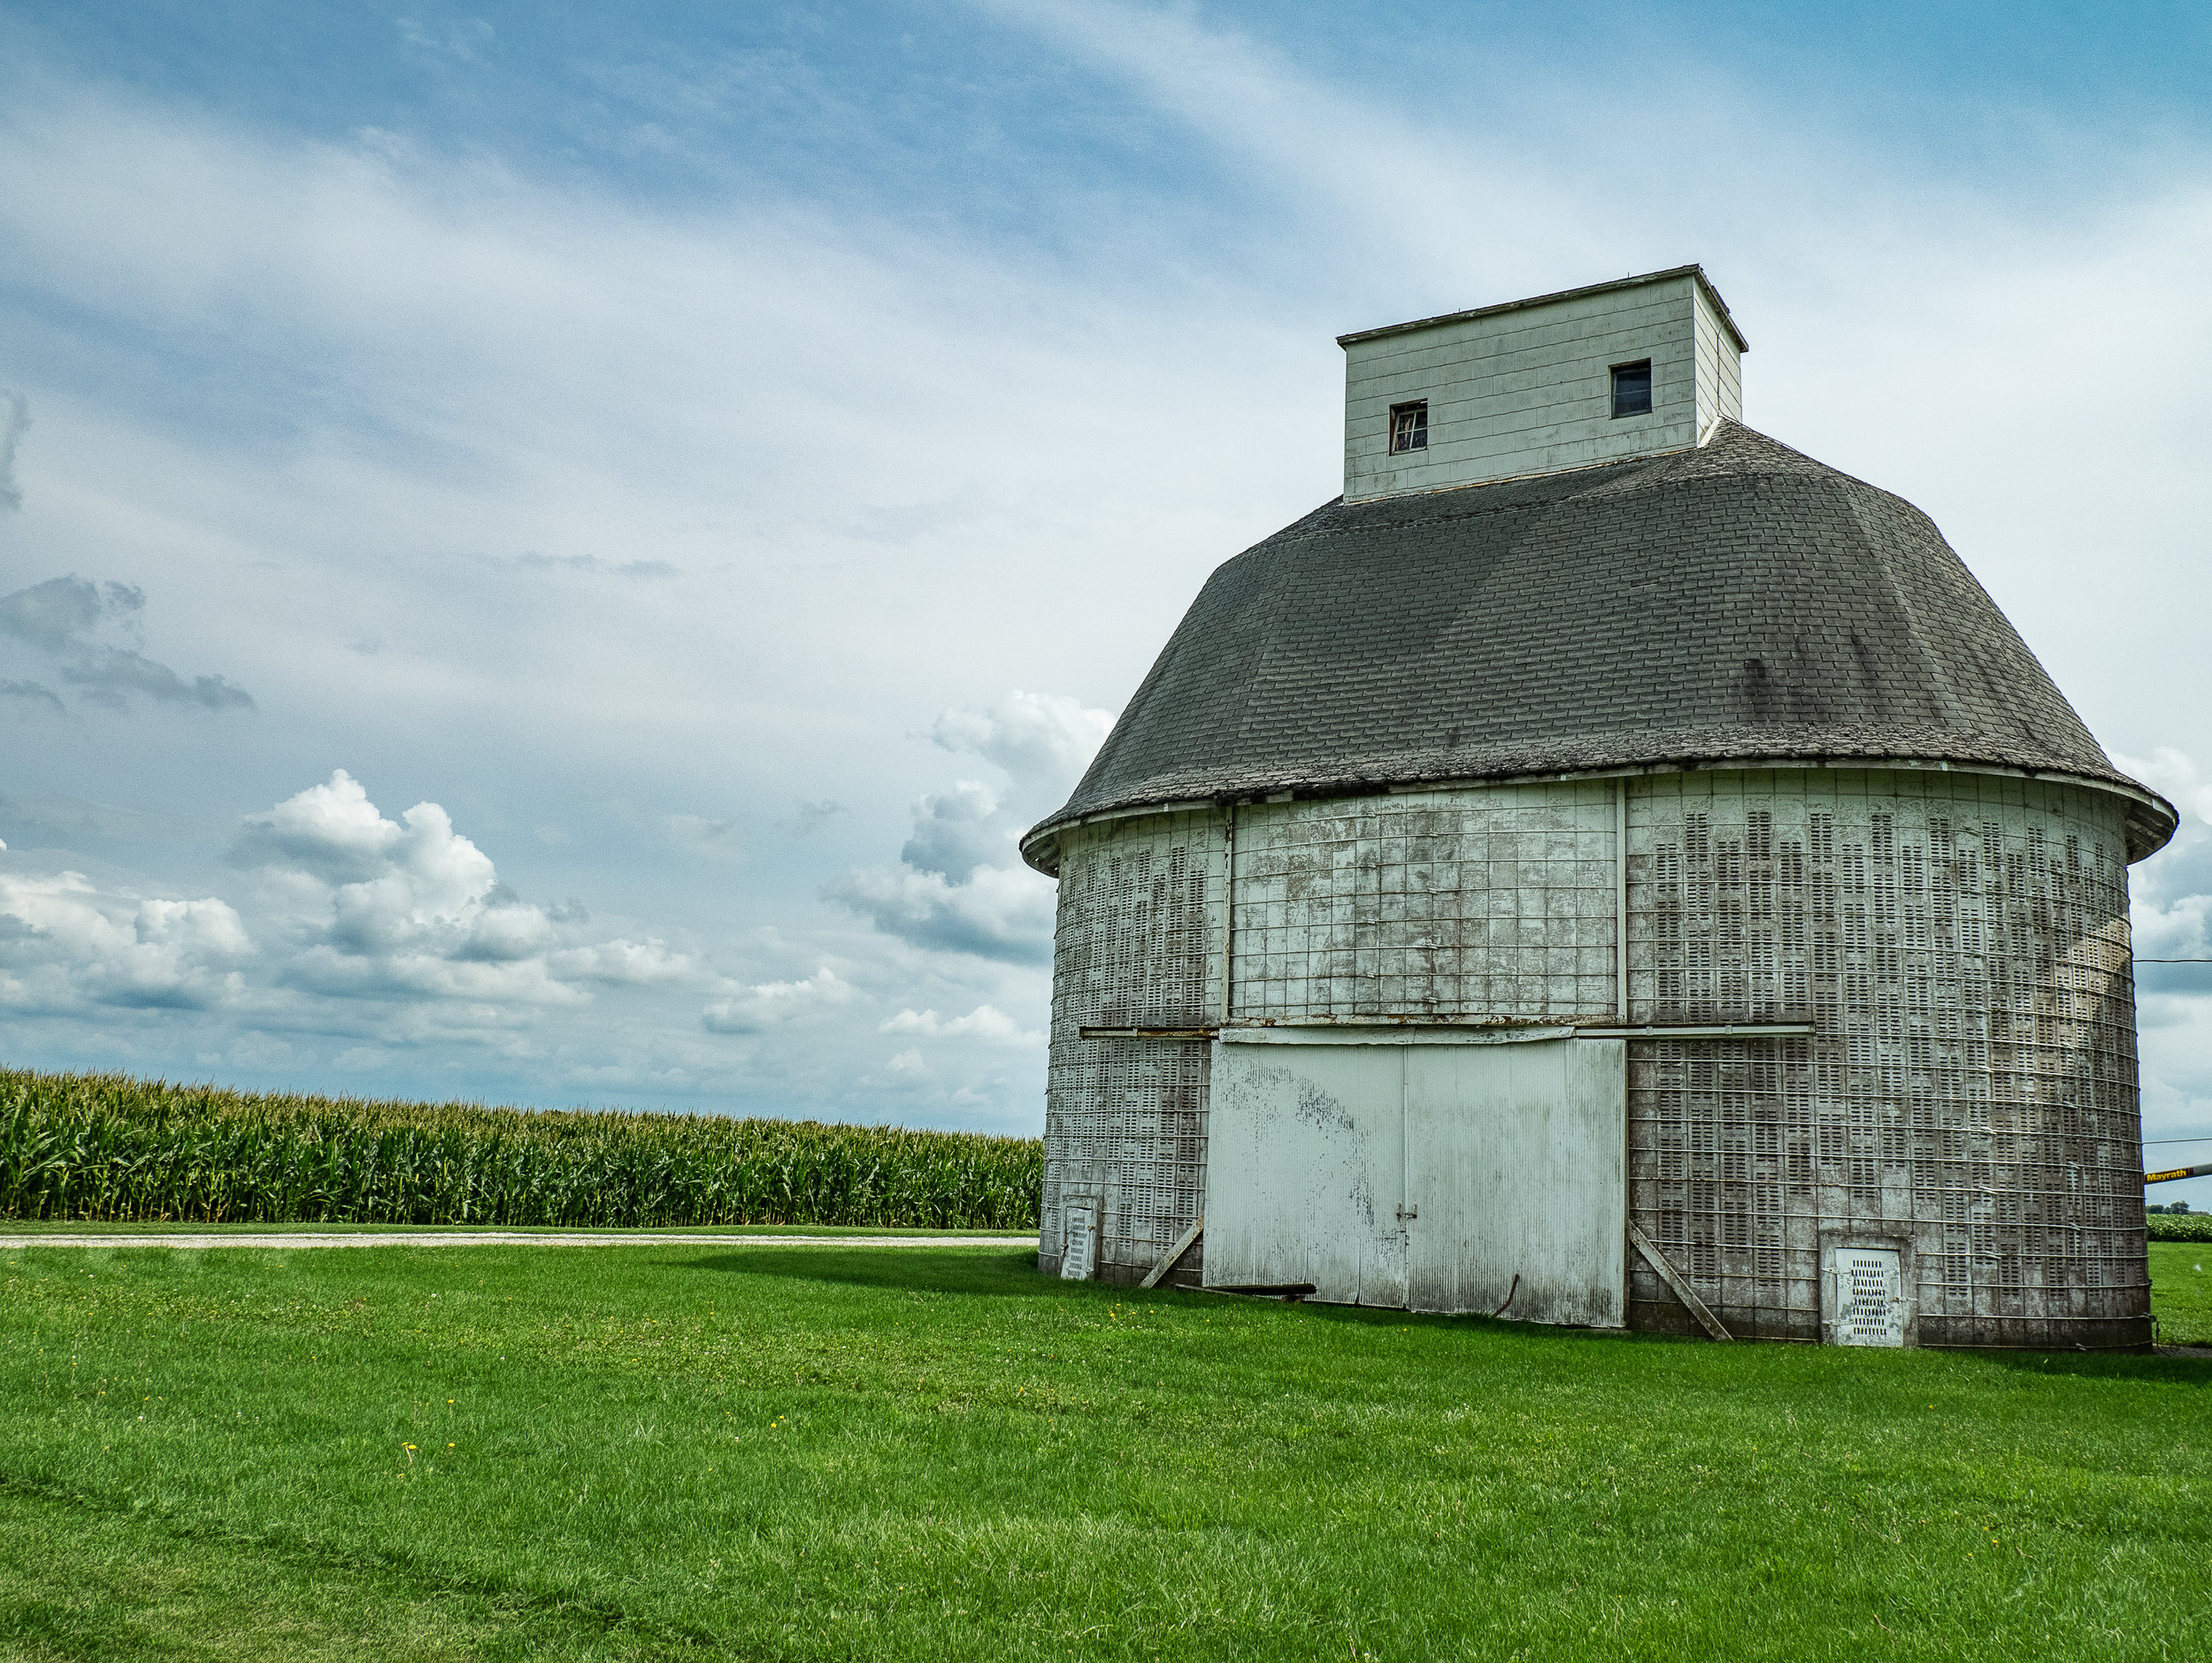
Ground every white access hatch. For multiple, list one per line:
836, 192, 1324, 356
1203, 1030, 1626, 1324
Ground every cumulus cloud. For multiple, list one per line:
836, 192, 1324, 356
930, 689, 1115, 805
0, 390, 26, 511
549, 939, 695, 985
0, 576, 253, 713
0, 863, 252, 1011
900, 780, 1003, 879
233, 770, 694, 1004
829, 861, 1055, 963
702, 965, 857, 1033
832, 688, 1106, 964
879, 1003, 1041, 1045
2117, 747, 2212, 966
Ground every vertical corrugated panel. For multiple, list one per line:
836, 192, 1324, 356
1624, 770, 2146, 1346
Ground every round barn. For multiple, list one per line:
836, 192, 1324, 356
1020, 266, 2175, 1349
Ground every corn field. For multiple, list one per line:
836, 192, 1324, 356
0, 1070, 1041, 1230
2147, 1212, 2212, 1243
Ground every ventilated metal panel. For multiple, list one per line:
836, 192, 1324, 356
1041, 811, 1217, 1276
1625, 770, 2147, 1347
1230, 785, 1617, 1022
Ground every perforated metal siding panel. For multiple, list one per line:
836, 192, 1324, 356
1624, 770, 2147, 1348
1230, 784, 1617, 1022
1042, 811, 1218, 1277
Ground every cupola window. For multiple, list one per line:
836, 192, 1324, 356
1610, 360, 1653, 418
1389, 401, 1429, 453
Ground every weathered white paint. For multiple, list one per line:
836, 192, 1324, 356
1340, 266, 1745, 503
1204, 1034, 1625, 1322
1402, 1038, 1625, 1324
1826, 1245, 1908, 1346
1229, 780, 1621, 1025
1203, 1041, 1409, 1305
1060, 1201, 1100, 1280
1046, 764, 2142, 1341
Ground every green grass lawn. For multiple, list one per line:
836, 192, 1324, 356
2153, 1240, 2212, 1345
1, 1244, 2206, 1662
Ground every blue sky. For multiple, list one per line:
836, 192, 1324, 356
1, 0, 2208, 1199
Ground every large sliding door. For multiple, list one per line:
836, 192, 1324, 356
1205, 1032, 1624, 1324
1202, 1041, 1408, 1306
1402, 1039, 1624, 1325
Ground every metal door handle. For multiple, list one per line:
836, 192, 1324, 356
1396, 1205, 1418, 1221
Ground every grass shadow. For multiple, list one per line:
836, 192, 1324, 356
681, 1249, 2212, 1376
678, 1246, 1056, 1299
678, 1246, 1694, 1349
1963, 1345, 2212, 1385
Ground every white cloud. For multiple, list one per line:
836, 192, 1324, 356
2116, 748, 2212, 961
831, 687, 1103, 964
899, 779, 1002, 880
880, 1003, 1041, 1046
0, 862, 251, 1011
234, 770, 696, 1006
0, 389, 26, 511
829, 860, 1055, 964
701, 964, 857, 1033
549, 939, 695, 985
929, 690, 1115, 806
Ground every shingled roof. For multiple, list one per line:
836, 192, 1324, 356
1023, 422, 2173, 871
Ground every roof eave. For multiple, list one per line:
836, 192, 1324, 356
1023, 755, 2177, 874
1335, 264, 1749, 354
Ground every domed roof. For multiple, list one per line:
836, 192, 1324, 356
1024, 423, 2173, 870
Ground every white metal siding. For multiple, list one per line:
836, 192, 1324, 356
1624, 770, 2144, 1346
1344, 274, 1709, 502
1690, 280, 1743, 440
1041, 811, 1219, 1276
1230, 783, 1618, 1023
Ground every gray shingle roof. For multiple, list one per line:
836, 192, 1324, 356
1023, 422, 2173, 870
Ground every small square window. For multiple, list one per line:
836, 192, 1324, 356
1610, 360, 1653, 418
1389, 401, 1429, 454
1380, 398, 1433, 451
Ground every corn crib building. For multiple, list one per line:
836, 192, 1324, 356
1021, 266, 2175, 1349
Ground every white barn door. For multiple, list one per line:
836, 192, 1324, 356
1402, 1039, 1624, 1325
1202, 1042, 1407, 1306
1205, 1034, 1624, 1324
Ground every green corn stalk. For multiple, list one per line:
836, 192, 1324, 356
0, 1069, 1041, 1229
